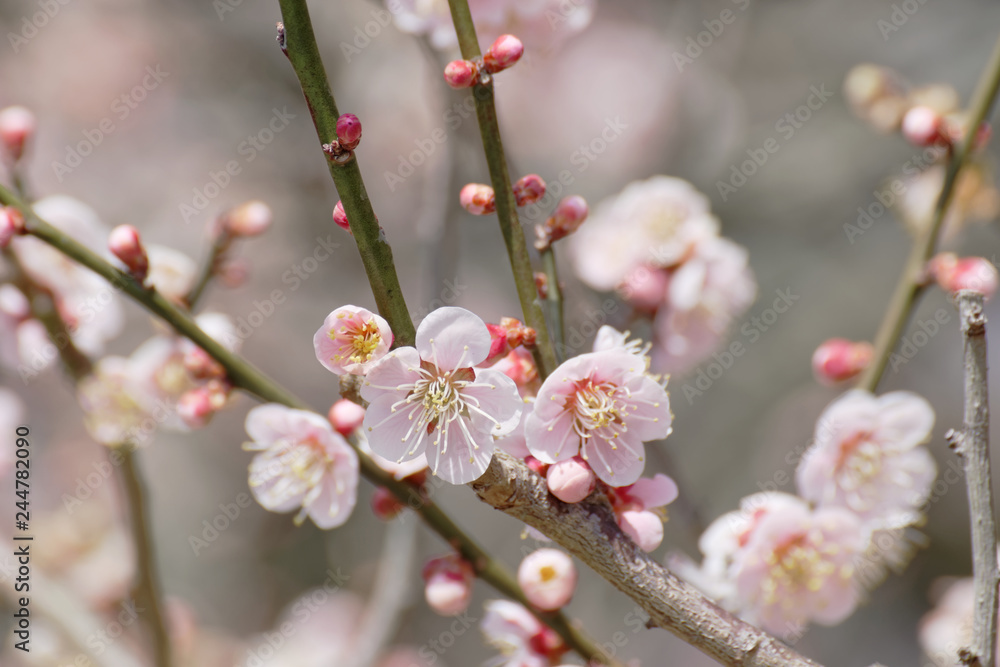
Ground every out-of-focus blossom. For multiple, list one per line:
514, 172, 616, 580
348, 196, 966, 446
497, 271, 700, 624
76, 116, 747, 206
77, 356, 164, 446
423, 554, 475, 616
918, 577, 989, 667
898, 163, 1000, 240
225, 200, 273, 237
843, 64, 909, 133
518, 549, 577, 611
177, 379, 230, 429
902, 106, 945, 147
0, 105, 36, 161
481, 600, 567, 667
811, 338, 874, 385
0, 284, 29, 370
146, 244, 198, 302
362, 307, 522, 484
328, 398, 366, 437
651, 236, 756, 375
796, 390, 936, 529
569, 176, 719, 291
525, 349, 671, 486
733, 500, 867, 637
546, 456, 596, 503
929, 253, 999, 299
0, 387, 25, 477
390, 0, 594, 53
314, 305, 393, 376
607, 473, 678, 552
243, 404, 359, 529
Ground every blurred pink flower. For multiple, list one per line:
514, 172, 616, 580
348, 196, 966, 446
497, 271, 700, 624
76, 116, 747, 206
525, 349, 671, 486
481, 600, 567, 667
77, 356, 163, 446
918, 577, 994, 667
796, 389, 936, 529
518, 548, 577, 611
243, 404, 359, 529
314, 305, 393, 376
361, 307, 522, 484
145, 244, 197, 302
423, 553, 475, 616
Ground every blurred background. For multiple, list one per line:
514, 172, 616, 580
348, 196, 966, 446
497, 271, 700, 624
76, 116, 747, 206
2, 0, 1000, 664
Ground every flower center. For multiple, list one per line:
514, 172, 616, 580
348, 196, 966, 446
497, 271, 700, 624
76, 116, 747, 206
762, 533, 837, 603
570, 379, 623, 437
834, 430, 883, 490
539, 565, 557, 582
331, 318, 382, 364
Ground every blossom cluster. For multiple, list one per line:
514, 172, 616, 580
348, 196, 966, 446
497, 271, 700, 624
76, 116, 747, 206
670, 389, 937, 639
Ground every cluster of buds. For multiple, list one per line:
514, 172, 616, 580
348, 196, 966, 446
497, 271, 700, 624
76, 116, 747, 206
0, 105, 36, 163
811, 338, 874, 385
422, 554, 475, 616
534, 195, 588, 251
483, 317, 537, 365
517, 548, 577, 611
928, 252, 999, 298
322, 113, 363, 160
0, 206, 26, 249
108, 225, 150, 283
176, 379, 231, 429
443, 34, 524, 89
459, 183, 496, 215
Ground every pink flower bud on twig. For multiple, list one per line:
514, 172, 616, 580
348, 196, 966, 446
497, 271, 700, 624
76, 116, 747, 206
929, 253, 998, 299
225, 200, 273, 237
0, 106, 36, 162
108, 225, 149, 282
460, 183, 496, 215
0, 207, 25, 248
444, 60, 479, 89
811, 338, 874, 385
513, 174, 546, 206
901, 106, 943, 147
336, 113, 362, 151
328, 398, 366, 437
423, 555, 474, 616
484, 34, 524, 74
333, 201, 351, 232
535, 195, 588, 250
546, 457, 596, 503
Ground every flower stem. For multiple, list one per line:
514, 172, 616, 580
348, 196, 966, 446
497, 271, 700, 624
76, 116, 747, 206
858, 30, 1000, 392
540, 247, 565, 363
277, 0, 415, 347
445, 0, 558, 378
0, 185, 615, 666
184, 229, 231, 309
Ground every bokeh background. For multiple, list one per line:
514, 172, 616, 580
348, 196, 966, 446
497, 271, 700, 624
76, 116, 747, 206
2, 0, 1000, 664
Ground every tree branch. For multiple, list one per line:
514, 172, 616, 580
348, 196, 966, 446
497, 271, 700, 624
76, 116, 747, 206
954, 290, 999, 666
858, 30, 1000, 392
473, 451, 825, 667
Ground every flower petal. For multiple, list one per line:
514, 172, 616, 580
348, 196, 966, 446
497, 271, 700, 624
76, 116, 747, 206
307, 460, 359, 529
416, 307, 491, 370
360, 347, 422, 404
629, 473, 679, 509
525, 408, 579, 463
583, 436, 646, 487
363, 393, 429, 465
428, 418, 495, 484
462, 368, 524, 436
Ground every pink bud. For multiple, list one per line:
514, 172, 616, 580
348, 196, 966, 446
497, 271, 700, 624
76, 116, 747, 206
336, 113, 362, 150
177, 388, 216, 429
328, 398, 366, 437
444, 59, 479, 89
930, 253, 999, 298
0, 106, 36, 162
811, 338, 874, 385
513, 174, 546, 206
0, 207, 25, 248
901, 106, 943, 147
217, 257, 250, 288
108, 225, 149, 281
537, 195, 588, 249
619, 265, 669, 312
517, 548, 577, 611
459, 183, 496, 215
371, 487, 405, 521
333, 200, 351, 232
484, 34, 524, 74
225, 200, 272, 237
618, 509, 664, 553
546, 457, 596, 503
183, 345, 225, 380
422, 555, 474, 616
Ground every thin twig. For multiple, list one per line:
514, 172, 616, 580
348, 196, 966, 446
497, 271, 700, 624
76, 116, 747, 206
118, 446, 173, 667
955, 290, 999, 666
858, 31, 1000, 392
540, 247, 565, 363
473, 451, 824, 667
444, 0, 558, 378
277, 0, 416, 347
184, 229, 231, 309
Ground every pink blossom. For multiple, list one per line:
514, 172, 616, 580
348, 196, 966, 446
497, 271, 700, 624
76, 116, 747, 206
108, 224, 149, 281
733, 500, 867, 636
568, 176, 720, 292
77, 356, 162, 446
480, 600, 568, 667
518, 548, 577, 611
333, 201, 350, 231
0, 105, 36, 160
243, 404, 359, 529
225, 200, 273, 237
314, 305, 393, 376
796, 390, 937, 529
918, 577, 988, 667
651, 236, 756, 375
619, 510, 663, 553
358, 429, 429, 480
525, 349, 671, 486
145, 244, 198, 302
902, 105, 944, 146
362, 307, 522, 484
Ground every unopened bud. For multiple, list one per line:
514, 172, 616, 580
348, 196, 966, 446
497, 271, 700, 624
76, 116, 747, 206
517, 549, 577, 611
930, 253, 998, 299
225, 200, 273, 237
513, 174, 546, 206
108, 225, 149, 282
422, 555, 474, 616
0, 207, 25, 248
0, 106, 36, 162
177, 383, 228, 429
484, 34, 524, 74
901, 106, 943, 147
333, 201, 351, 232
536, 195, 588, 249
534, 272, 549, 299
618, 509, 664, 553
459, 183, 496, 215
444, 60, 479, 89
811, 338, 874, 385
546, 457, 596, 503
336, 113, 362, 150
371, 487, 405, 521
328, 398, 366, 437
